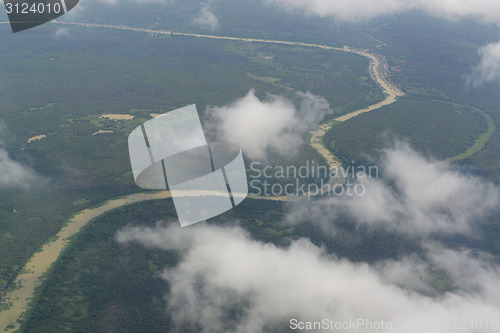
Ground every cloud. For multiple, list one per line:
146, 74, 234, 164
96, 0, 174, 4
0, 122, 44, 189
207, 90, 332, 160
117, 223, 500, 333
424, 243, 500, 300
286, 142, 499, 236
54, 27, 71, 38
115, 143, 500, 332
61, 0, 174, 10
192, 3, 219, 31
0, 149, 41, 189
467, 41, 500, 86
265, 0, 500, 24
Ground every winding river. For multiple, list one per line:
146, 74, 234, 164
0, 22, 403, 332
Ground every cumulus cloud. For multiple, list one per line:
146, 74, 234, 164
117, 223, 500, 333
265, 0, 500, 24
192, 3, 219, 31
286, 142, 499, 236
207, 90, 332, 160
467, 41, 500, 86
115, 144, 500, 332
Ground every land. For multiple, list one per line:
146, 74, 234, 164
0, 13, 499, 332
0, 192, 169, 332
1, 23, 382, 304
0, 189, 300, 332
27, 135, 46, 143
310, 50, 404, 171
54, 21, 405, 172
92, 130, 114, 136
0, 25, 396, 330
99, 114, 135, 120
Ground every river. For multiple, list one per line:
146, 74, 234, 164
0, 23, 403, 332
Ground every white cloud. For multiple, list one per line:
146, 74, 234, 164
286, 142, 499, 236
425, 243, 500, 300
207, 89, 332, 160
0, 122, 44, 189
117, 223, 500, 333
54, 27, 71, 38
468, 41, 500, 86
115, 143, 500, 331
265, 0, 500, 24
192, 3, 219, 31
0, 149, 41, 189
62, 0, 173, 10
100, 0, 174, 4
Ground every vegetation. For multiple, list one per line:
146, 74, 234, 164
449, 110, 496, 161
2, 8, 500, 332
22, 198, 422, 332
0, 25, 381, 302
324, 97, 491, 164
366, 12, 500, 180
25, 193, 500, 331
